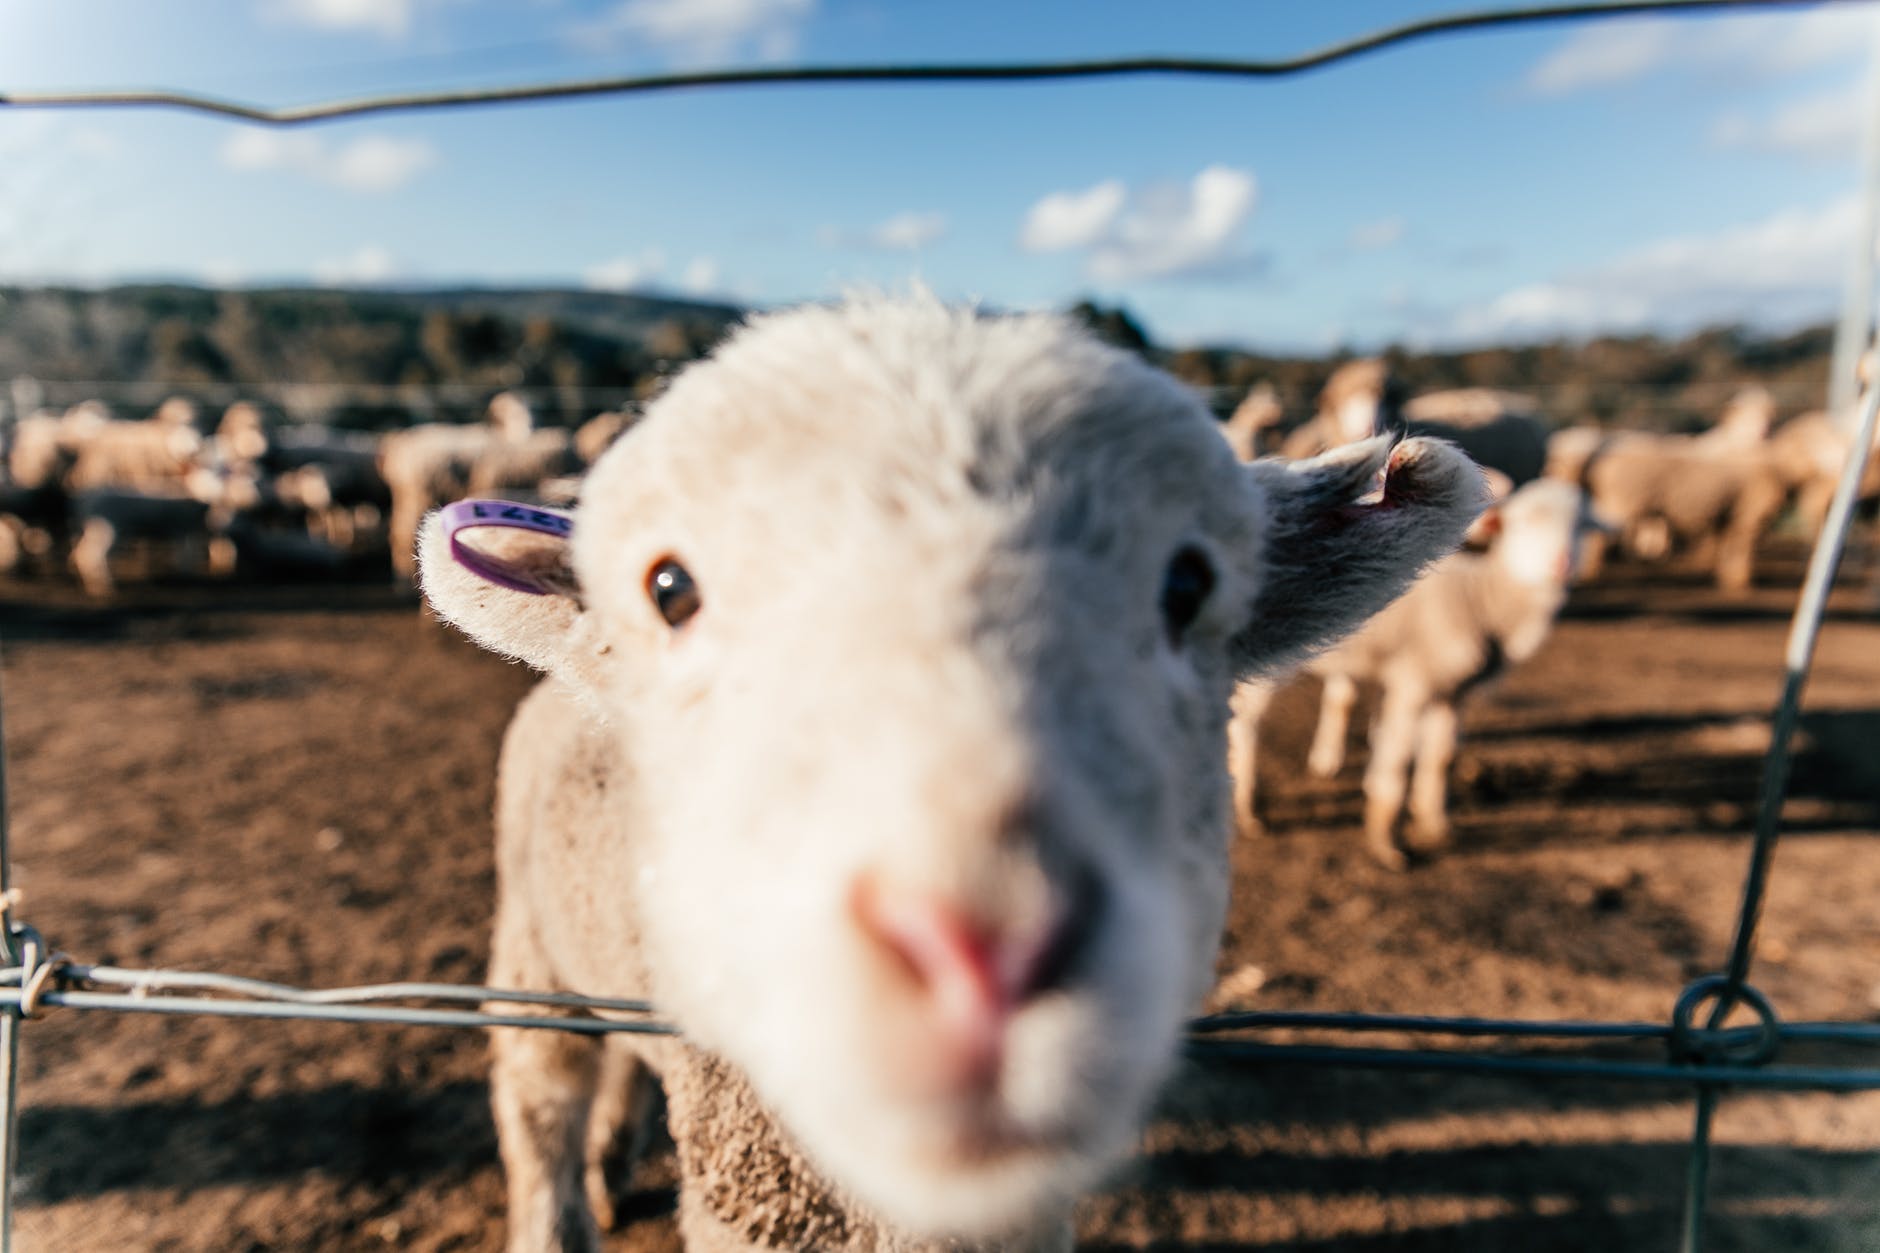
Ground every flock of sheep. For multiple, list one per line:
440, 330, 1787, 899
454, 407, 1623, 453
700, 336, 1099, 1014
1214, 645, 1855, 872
4, 327, 1865, 885
1221, 355, 1878, 868
3, 349, 1861, 616
1232, 356, 1876, 594
2, 343, 1862, 618
0, 391, 631, 596
13, 298, 1876, 1251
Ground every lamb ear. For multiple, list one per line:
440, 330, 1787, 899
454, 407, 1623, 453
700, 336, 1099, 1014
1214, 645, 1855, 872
417, 503, 597, 684
1232, 435, 1488, 679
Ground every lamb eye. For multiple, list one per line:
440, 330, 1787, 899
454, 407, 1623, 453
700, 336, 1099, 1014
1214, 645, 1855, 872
1159, 546, 1215, 648
646, 558, 701, 628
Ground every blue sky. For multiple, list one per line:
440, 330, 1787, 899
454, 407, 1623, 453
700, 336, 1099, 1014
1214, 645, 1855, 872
1, 0, 1877, 350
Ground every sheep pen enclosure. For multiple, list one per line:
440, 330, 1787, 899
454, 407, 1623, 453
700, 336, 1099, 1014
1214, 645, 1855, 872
8, 3, 1880, 1249
0, 538, 1876, 1252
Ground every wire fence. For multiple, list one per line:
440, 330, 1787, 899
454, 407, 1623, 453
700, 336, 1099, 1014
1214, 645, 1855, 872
2, 2, 1880, 1251
0, 0, 1859, 127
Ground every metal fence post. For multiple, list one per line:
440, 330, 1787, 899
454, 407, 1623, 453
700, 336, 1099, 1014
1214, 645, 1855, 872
1679, 1087, 1718, 1253
0, 642, 19, 1253
0, 1012, 17, 1253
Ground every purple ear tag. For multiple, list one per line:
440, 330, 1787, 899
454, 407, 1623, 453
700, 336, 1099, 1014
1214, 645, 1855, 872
439, 499, 575, 595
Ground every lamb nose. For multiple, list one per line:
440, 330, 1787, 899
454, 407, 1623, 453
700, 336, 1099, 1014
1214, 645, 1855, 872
850, 872, 1089, 1027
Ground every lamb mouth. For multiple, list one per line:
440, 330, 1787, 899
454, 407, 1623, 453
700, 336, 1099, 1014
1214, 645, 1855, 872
914, 1108, 1085, 1171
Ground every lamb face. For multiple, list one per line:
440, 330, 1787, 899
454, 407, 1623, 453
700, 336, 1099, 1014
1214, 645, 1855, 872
575, 303, 1253, 1237
422, 297, 1485, 1241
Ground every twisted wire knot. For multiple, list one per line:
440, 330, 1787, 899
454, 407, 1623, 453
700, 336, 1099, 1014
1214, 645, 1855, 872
11, 925, 74, 1020
1669, 975, 1781, 1068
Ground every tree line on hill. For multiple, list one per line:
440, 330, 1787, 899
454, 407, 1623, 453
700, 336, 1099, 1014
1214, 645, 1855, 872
0, 285, 1836, 435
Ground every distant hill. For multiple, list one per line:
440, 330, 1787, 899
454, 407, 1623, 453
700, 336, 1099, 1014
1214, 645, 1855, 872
0, 284, 745, 430
0, 285, 1839, 436
375, 286, 746, 344
1077, 303, 1836, 436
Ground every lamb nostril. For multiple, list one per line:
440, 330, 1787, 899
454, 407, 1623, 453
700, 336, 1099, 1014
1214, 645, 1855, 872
850, 867, 1102, 1013
1015, 867, 1103, 1002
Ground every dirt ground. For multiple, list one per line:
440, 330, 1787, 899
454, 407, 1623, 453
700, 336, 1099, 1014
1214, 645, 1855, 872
3, 544, 1878, 1252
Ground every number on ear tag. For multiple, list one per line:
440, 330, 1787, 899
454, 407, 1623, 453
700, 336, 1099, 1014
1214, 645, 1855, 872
439, 499, 575, 595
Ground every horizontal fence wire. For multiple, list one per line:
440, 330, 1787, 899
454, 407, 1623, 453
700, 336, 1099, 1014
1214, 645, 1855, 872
26, 963, 659, 1014
3, 961, 1879, 1090
1185, 1044, 1880, 1090
0, 0, 1865, 127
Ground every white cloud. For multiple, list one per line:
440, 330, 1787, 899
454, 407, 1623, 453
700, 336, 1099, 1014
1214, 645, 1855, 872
822, 210, 949, 252
868, 210, 947, 251
1020, 181, 1125, 252
680, 256, 722, 293
0, 115, 119, 162
325, 135, 437, 191
221, 129, 436, 193
201, 259, 249, 288
581, 0, 814, 61
67, 128, 120, 159
1528, 8, 1876, 94
1022, 166, 1259, 283
313, 244, 399, 285
0, 115, 58, 157
1526, 19, 1680, 94
222, 129, 313, 172
1713, 80, 1865, 160
0, 117, 123, 282
584, 249, 668, 291
1349, 216, 1406, 251
273, 0, 413, 37
1446, 195, 1864, 343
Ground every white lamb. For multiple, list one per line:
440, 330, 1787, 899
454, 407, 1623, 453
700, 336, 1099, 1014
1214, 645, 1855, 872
1229, 478, 1595, 870
419, 296, 1485, 1252
1554, 426, 1787, 590
381, 391, 536, 583
1281, 359, 1549, 486
1221, 383, 1283, 462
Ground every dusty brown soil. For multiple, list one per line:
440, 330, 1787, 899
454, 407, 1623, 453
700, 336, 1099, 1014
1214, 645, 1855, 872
3, 547, 1878, 1252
